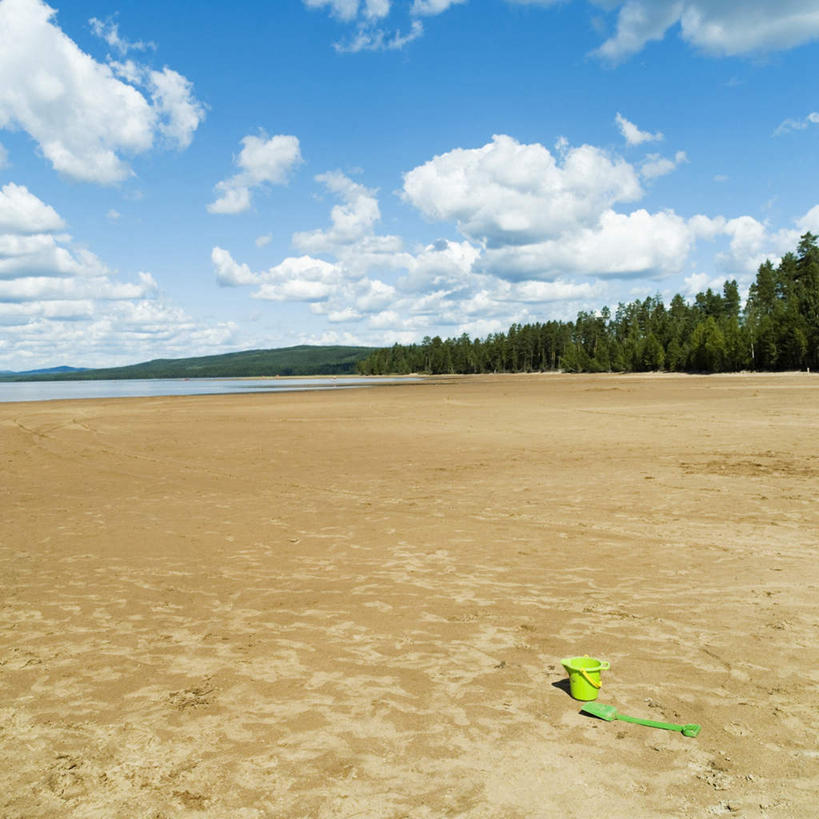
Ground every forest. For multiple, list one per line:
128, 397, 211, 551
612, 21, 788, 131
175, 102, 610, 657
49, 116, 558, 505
358, 233, 819, 375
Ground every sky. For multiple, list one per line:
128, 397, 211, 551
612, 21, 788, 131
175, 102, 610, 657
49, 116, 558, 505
2, 0, 819, 369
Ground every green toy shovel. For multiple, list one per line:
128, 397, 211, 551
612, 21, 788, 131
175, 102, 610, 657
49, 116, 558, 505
581, 702, 701, 737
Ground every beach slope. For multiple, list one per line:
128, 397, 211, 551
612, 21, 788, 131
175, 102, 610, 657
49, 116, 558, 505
1, 373, 817, 817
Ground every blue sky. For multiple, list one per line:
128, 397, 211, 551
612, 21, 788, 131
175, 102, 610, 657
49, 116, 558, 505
2, 0, 819, 368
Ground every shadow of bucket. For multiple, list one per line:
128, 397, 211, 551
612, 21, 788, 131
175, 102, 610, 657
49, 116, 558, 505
561, 656, 610, 701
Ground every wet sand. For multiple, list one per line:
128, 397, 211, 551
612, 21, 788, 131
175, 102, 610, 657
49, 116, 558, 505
1, 373, 817, 817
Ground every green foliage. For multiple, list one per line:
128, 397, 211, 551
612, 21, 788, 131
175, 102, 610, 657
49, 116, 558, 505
3, 345, 376, 381
360, 234, 819, 375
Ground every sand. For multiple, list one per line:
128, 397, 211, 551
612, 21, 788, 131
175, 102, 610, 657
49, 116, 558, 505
1, 372, 817, 817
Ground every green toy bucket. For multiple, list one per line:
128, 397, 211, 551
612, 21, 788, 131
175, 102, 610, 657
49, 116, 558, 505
561, 656, 611, 701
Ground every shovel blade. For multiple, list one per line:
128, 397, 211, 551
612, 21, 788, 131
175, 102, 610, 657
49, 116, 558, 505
580, 702, 618, 721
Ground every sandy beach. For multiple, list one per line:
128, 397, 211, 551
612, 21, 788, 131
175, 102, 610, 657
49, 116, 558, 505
1, 373, 817, 817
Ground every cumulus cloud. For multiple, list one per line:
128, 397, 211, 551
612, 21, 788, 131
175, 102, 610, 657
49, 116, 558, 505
639, 150, 688, 180
594, 1, 819, 62
398, 239, 480, 292
0, 182, 237, 370
212, 246, 259, 286
478, 209, 694, 280
615, 113, 663, 146
0, 271, 156, 303
213, 246, 345, 301
214, 133, 818, 344
796, 205, 819, 233
403, 134, 643, 247
294, 172, 383, 252
212, 164, 614, 343
208, 134, 303, 215
148, 67, 205, 150
289, 171, 406, 278
689, 211, 805, 275
0, 182, 65, 234
0, 298, 237, 369
254, 256, 345, 302
0, 0, 204, 184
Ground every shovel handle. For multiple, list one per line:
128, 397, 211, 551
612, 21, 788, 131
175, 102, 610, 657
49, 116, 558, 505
615, 714, 685, 732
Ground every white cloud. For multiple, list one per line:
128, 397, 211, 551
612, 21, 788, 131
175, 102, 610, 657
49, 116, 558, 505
689, 211, 804, 275
399, 239, 480, 292
403, 134, 642, 246
0, 233, 109, 280
0, 184, 232, 369
0, 271, 156, 302
293, 171, 382, 252
504, 279, 600, 303
255, 234, 273, 247
682, 271, 729, 298
594, 1, 682, 62
594, 1, 819, 62
639, 150, 688, 180
89, 16, 155, 55
148, 67, 206, 150
212, 174, 611, 342
0, 298, 237, 369
0, 0, 203, 184
304, 0, 435, 51
208, 134, 303, 215
325, 306, 362, 322
0, 183, 65, 233
718, 216, 799, 274
212, 246, 345, 302
303, 0, 390, 22
478, 208, 693, 280
335, 19, 423, 52
411, 0, 466, 15
254, 256, 344, 302
0, 143, 7, 168
796, 205, 819, 233
213, 133, 816, 344
615, 112, 663, 146
774, 111, 819, 136
212, 246, 259, 286
304, 0, 819, 60
289, 171, 406, 279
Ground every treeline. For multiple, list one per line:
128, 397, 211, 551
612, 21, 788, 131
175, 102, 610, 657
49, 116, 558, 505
358, 232, 819, 375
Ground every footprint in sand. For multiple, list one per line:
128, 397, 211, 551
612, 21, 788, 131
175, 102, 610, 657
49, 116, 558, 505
723, 721, 751, 737
168, 679, 217, 711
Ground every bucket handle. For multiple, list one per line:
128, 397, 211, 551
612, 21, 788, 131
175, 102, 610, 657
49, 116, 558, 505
578, 661, 610, 689
579, 669, 601, 689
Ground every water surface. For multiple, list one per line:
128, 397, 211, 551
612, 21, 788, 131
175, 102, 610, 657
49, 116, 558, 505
0, 376, 419, 404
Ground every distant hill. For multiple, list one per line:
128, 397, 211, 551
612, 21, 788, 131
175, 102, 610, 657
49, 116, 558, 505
0, 366, 89, 376
0, 346, 375, 381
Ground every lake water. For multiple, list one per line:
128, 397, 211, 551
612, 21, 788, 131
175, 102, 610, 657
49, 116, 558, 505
0, 376, 420, 404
